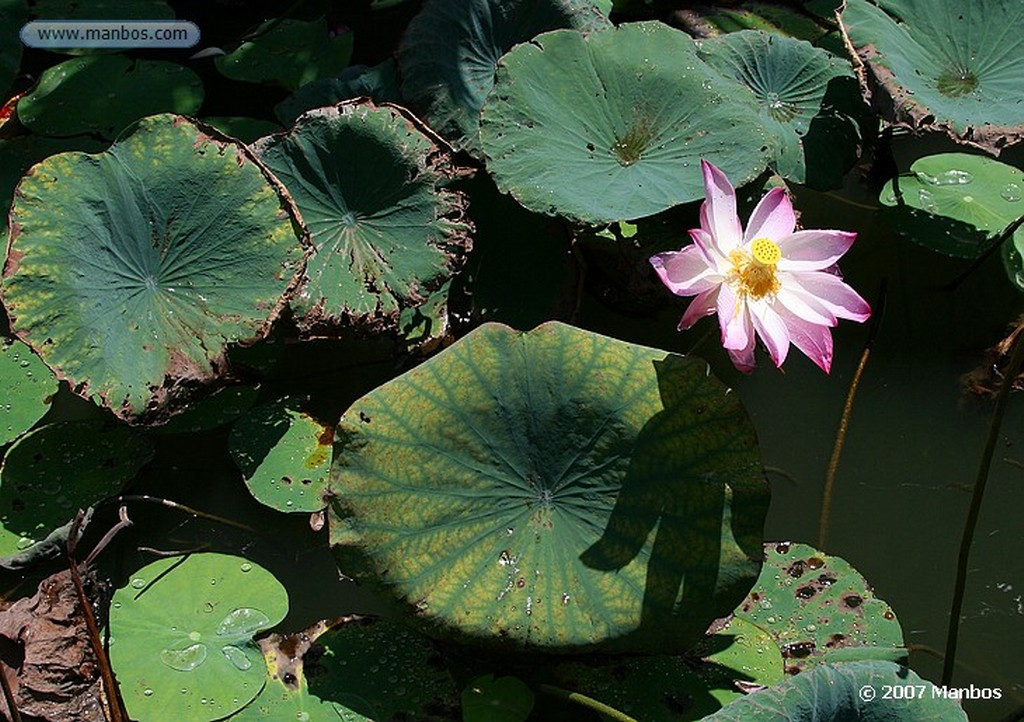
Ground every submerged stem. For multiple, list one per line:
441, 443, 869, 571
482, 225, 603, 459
942, 320, 1024, 686
818, 281, 886, 550
538, 684, 638, 722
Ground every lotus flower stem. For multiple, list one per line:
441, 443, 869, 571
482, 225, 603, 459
818, 280, 886, 550
942, 319, 1024, 686
538, 684, 638, 722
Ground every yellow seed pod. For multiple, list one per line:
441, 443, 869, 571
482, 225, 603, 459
751, 237, 782, 266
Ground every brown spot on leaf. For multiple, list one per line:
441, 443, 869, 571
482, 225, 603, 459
781, 641, 816, 659
843, 594, 863, 609
787, 560, 806, 578
796, 585, 817, 600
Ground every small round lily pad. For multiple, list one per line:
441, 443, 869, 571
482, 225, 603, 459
109, 553, 288, 722
0, 338, 57, 446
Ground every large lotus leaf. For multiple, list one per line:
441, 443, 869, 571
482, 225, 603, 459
0, 338, 57, 446
462, 675, 534, 722
215, 17, 353, 91
329, 321, 769, 653
553, 617, 784, 720
3, 114, 304, 422
398, 0, 610, 152
698, 660, 967, 721
235, 618, 458, 720
16, 56, 203, 139
255, 102, 470, 331
0, 0, 26, 96
879, 153, 1024, 259
479, 23, 774, 223
109, 553, 288, 722
0, 420, 153, 564
229, 396, 333, 513
735, 543, 904, 674
695, 30, 864, 189
841, 0, 1024, 153
274, 59, 403, 127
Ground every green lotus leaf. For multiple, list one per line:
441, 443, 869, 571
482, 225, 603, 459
735, 542, 904, 674
3, 114, 305, 422
397, 0, 610, 152
462, 675, 535, 722
841, 0, 1024, 153
109, 553, 288, 722
255, 101, 470, 332
879, 153, 1024, 260
16, 56, 203, 139
479, 23, 775, 223
0, 338, 57, 446
153, 384, 261, 435
215, 17, 353, 91
698, 660, 967, 721
0, 0, 27, 96
329, 321, 769, 653
201, 117, 283, 144
674, 2, 832, 44
274, 59, 403, 127
695, 30, 864, 189
229, 396, 333, 513
0, 420, 153, 564
553, 617, 784, 720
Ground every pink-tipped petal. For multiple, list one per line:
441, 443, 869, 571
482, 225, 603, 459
776, 230, 857, 271
778, 307, 834, 373
650, 247, 720, 296
700, 160, 743, 252
717, 285, 751, 351
790, 272, 871, 322
687, 228, 721, 268
678, 286, 721, 330
744, 187, 796, 243
774, 279, 837, 326
728, 339, 757, 373
749, 302, 790, 367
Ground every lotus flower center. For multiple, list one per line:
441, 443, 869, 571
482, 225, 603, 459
729, 238, 781, 299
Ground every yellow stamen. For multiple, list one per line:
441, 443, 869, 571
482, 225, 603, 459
728, 238, 782, 299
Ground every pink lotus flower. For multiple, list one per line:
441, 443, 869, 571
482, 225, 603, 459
650, 160, 870, 373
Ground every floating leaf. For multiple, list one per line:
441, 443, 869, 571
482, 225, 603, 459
0, 420, 153, 565
735, 542, 904, 674
109, 553, 288, 722
16, 56, 203, 139
153, 384, 261, 435
216, 17, 353, 91
462, 675, 535, 722
255, 101, 470, 332
229, 397, 332, 513
841, 0, 1024, 154
397, 0, 610, 152
675, 2, 832, 44
274, 59, 403, 127
879, 153, 1024, 259
330, 322, 768, 653
3, 114, 304, 422
0, 338, 57, 446
479, 23, 774, 223
553, 617, 783, 720
699, 660, 967, 721
695, 30, 864, 188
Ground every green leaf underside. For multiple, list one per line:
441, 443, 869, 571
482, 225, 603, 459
109, 553, 288, 722
215, 17, 353, 91
398, 0, 611, 152
842, 0, 1024, 151
330, 321, 768, 653
696, 30, 863, 189
4, 114, 303, 421
554, 617, 784, 721
0, 420, 152, 560
0, 338, 57, 446
879, 153, 1024, 259
274, 60, 403, 127
16, 56, 203, 139
699, 660, 967, 720
479, 22, 774, 223
735, 542, 904, 674
229, 396, 332, 513
256, 102, 468, 330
